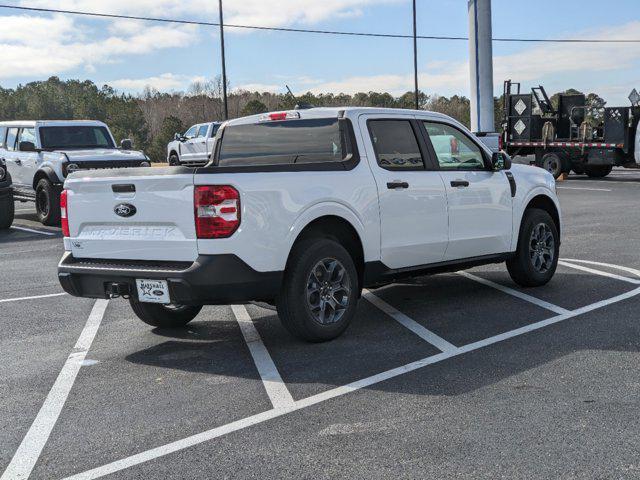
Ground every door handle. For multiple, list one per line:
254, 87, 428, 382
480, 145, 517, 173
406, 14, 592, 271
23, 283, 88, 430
450, 180, 469, 187
387, 181, 409, 189
14, 159, 22, 165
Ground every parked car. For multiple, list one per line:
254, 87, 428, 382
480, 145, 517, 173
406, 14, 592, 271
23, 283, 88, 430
167, 122, 221, 167
0, 157, 14, 229
0, 120, 150, 226
58, 107, 561, 342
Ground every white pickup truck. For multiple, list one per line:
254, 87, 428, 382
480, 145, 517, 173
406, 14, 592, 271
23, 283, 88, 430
58, 107, 561, 342
167, 122, 221, 167
0, 120, 150, 225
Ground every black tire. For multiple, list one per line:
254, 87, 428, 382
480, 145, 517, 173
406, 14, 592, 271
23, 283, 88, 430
0, 191, 14, 229
169, 153, 180, 166
541, 153, 563, 179
585, 165, 612, 178
35, 178, 61, 226
276, 238, 359, 342
507, 208, 559, 288
129, 298, 202, 328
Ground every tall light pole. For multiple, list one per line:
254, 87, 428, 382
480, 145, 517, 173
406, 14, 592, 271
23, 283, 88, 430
218, 0, 229, 120
468, 0, 494, 133
412, 0, 419, 110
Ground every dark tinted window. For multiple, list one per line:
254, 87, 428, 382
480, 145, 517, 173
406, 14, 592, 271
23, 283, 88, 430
368, 120, 424, 170
39, 126, 114, 150
218, 118, 348, 166
0, 127, 6, 148
5, 128, 19, 151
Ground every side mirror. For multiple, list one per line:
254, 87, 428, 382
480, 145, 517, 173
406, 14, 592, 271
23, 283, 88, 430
19, 141, 37, 152
492, 151, 512, 171
174, 133, 181, 141
120, 139, 133, 150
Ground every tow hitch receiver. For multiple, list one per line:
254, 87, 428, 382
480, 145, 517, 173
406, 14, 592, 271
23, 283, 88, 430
106, 282, 131, 299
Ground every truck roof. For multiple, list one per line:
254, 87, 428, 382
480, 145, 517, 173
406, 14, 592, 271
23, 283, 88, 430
226, 107, 455, 127
0, 120, 109, 128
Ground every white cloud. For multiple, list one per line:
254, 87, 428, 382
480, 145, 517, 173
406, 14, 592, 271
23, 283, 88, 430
303, 21, 640, 104
20, 0, 401, 28
0, 13, 198, 79
109, 73, 203, 92
233, 83, 283, 93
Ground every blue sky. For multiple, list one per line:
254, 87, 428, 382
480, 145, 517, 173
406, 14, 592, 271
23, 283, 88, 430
0, 0, 639, 104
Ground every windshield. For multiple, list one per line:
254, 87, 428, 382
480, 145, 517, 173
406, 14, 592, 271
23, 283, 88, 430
39, 126, 115, 150
217, 118, 348, 166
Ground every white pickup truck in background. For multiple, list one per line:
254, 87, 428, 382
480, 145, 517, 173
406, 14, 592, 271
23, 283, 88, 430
58, 107, 561, 342
167, 122, 221, 167
0, 120, 149, 225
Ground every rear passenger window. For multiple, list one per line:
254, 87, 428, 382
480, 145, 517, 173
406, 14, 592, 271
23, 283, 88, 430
198, 125, 209, 137
0, 127, 6, 148
368, 120, 424, 170
5, 128, 18, 151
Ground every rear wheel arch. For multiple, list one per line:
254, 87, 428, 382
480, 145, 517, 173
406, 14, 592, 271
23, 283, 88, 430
287, 215, 365, 292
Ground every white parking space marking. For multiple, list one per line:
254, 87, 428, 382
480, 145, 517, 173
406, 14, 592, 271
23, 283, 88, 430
0, 292, 66, 304
231, 305, 295, 410
63, 261, 640, 480
563, 258, 640, 280
363, 289, 457, 352
10, 226, 57, 236
559, 261, 640, 285
1, 299, 108, 480
458, 271, 570, 315
556, 186, 611, 192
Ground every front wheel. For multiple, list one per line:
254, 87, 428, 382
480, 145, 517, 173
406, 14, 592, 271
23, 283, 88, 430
129, 299, 202, 328
169, 153, 180, 166
0, 190, 14, 229
277, 238, 359, 342
35, 178, 61, 226
507, 208, 559, 287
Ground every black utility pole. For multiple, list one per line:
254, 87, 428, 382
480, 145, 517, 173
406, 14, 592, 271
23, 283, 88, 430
218, 0, 229, 120
412, 0, 419, 110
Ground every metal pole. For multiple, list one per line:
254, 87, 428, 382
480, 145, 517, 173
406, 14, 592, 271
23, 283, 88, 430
468, 0, 494, 133
412, 0, 419, 110
218, 0, 229, 120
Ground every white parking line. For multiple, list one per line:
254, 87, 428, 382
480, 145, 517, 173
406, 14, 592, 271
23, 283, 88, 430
363, 289, 457, 352
562, 258, 640, 280
1, 299, 108, 480
556, 186, 611, 192
62, 262, 640, 480
0, 292, 66, 304
231, 305, 295, 410
559, 261, 640, 285
457, 271, 570, 315
10, 225, 57, 236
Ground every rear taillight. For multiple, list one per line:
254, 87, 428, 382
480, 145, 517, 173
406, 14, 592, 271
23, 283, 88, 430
60, 190, 69, 237
194, 185, 240, 239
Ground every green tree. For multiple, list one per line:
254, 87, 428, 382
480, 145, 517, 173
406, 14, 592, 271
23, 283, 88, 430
147, 116, 184, 162
241, 99, 268, 116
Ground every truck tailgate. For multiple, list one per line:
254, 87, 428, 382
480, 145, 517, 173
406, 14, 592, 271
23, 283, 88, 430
65, 168, 197, 262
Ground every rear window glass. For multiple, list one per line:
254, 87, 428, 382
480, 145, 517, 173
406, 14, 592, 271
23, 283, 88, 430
217, 118, 349, 167
5, 128, 18, 151
0, 127, 6, 148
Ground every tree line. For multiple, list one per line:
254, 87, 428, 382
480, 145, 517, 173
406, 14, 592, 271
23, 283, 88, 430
0, 76, 604, 162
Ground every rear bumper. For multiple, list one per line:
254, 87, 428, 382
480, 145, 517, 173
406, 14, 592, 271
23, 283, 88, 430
57, 252, 283, 305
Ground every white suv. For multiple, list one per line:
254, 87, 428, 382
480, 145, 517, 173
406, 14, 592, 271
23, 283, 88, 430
167, 122, 221, 167
0, 120, 150, 225
58, 107, 561, 342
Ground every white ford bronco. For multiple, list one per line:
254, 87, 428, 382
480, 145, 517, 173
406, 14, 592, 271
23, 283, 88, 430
167, 122, 222, 167
0, 120, 150, 225
58, 107, 561, 342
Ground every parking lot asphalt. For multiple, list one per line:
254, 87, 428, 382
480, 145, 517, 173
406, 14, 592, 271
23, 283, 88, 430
2, 168, 640, 480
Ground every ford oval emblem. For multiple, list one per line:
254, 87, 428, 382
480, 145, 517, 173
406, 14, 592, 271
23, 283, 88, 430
114, 203, 137, 218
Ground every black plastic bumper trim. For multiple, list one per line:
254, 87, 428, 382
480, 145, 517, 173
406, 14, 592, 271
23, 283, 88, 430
58, 252, 283, 305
